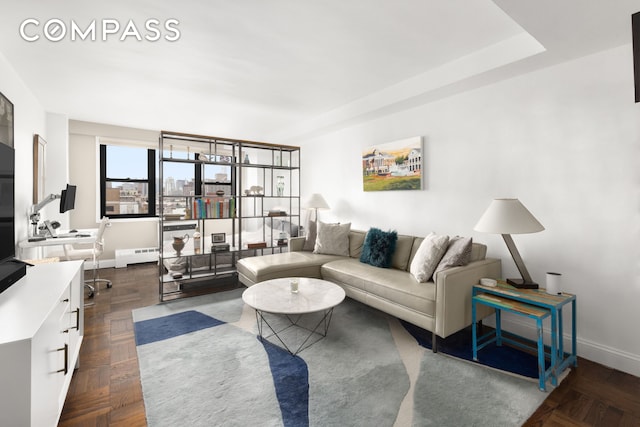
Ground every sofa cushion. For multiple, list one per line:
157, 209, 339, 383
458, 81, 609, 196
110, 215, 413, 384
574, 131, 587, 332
321, 259, 436, 316
314, 222, 351, 256
359, 228, 397, 268
391, 234, 415, 271
434, 236, 472, 276
409, 233, 449, 282
349, 230, 367, 258
237, 251, 345, 284
470, 243, 487, 262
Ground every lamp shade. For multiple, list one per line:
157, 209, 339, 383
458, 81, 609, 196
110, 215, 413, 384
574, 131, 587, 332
304, 193, 330, 210
474, 198, 544, 234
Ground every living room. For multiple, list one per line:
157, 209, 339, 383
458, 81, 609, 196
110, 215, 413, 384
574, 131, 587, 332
1, 1, 639, 426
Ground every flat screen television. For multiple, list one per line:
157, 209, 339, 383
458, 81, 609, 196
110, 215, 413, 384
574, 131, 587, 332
0, 142, 24, 294
0, 142, 14, 263
59, 184, 77, 213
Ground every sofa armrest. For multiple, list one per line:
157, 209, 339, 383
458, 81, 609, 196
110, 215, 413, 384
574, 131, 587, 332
434, 258, 502, 338
289, 236, 306, 252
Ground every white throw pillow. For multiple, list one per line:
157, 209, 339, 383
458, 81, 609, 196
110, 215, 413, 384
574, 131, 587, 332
313, 221, 351, 256
410, 233, 450, 283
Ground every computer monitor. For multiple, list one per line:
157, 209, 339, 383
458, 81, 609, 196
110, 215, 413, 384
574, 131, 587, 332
59, 184, 77, 213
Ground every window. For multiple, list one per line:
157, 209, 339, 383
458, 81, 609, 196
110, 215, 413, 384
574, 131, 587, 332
100, 144, 156, 218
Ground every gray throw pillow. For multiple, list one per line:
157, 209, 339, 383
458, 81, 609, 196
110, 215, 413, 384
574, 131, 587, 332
433, 236, 473, 278
409, 232, 449, 283
313, 221, 351, 256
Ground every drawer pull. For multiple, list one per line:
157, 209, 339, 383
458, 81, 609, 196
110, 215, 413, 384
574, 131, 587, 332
65, 308, 80, 332
56, 343, 69, 375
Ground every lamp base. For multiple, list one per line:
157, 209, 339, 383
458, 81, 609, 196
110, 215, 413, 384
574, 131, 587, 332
507, 278, 539, 289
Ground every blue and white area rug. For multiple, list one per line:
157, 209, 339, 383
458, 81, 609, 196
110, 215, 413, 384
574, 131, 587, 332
133, 289, 549, 426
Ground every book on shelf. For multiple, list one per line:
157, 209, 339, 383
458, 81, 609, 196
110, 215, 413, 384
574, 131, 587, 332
247, 242, 267, 249
189, 197, 236, 219
267, 210, 287, 217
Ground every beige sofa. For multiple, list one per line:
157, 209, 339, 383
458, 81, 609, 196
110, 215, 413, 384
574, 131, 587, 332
237, 229, 501, 351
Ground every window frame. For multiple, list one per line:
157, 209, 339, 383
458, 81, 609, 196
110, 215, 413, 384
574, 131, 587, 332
99, 144, 157, 219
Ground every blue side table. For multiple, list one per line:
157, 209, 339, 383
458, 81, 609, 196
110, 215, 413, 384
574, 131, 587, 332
472, 281, 577, 391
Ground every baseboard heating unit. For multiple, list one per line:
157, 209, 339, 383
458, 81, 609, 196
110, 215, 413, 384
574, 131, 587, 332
115, 247, 159, 268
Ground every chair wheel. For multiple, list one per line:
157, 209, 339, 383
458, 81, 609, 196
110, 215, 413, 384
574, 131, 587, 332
88, 291, 95, 298
107, 283, 112, 288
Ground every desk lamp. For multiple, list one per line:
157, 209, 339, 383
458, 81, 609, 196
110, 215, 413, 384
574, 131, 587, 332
474, 198, 544, 289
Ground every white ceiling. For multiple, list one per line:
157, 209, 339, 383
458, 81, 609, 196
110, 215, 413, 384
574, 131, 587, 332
0, 0, 639, 142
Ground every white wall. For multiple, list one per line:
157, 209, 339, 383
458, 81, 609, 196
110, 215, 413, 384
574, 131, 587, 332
0, 51, 46, 252
298, 44, 640, 377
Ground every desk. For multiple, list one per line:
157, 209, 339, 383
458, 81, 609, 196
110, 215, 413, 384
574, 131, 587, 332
18, 229, 97, 259
472, 281, 577, 391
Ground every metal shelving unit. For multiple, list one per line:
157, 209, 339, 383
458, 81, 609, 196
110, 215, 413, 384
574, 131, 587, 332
158, 131, 300, 301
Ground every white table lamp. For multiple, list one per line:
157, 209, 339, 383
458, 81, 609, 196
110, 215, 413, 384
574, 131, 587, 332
474, 198, 544, 289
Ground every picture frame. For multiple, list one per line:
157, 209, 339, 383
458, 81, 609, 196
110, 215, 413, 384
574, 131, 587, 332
33, 134, 47, 203
362, 136, 423, 191
211, 232, 226, 243
0, 92, 14, 148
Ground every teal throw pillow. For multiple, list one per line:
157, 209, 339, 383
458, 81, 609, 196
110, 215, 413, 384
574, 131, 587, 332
360, 228, 398, 268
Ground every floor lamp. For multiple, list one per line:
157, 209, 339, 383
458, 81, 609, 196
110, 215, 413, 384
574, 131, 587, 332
305, 193, 330, 223
303, 194, 329, 246
474, 198, 544, 289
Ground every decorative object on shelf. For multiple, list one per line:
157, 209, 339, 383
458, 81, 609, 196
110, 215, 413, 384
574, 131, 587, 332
215, 173, 228, 182
474, 198, 544, 289
172, 234, 190, 256
303, 193, 330, 251
276, 175, 285, 196
268, 210, 287, 217
546, 272, 562, 295
362, 136, 422, 192
212, 232, 226, 243
163, 214, 182, 221
244, 153, 250, 164
216, 190, 225, 196
193, 226, 201, 254
249, 185, 263, 195
212, 232, 230, 252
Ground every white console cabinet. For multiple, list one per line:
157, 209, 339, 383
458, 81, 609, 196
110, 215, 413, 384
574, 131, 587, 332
0, 261, 84, 427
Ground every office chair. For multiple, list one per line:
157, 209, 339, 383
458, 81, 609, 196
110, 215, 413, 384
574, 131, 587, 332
62, 216, 112, 298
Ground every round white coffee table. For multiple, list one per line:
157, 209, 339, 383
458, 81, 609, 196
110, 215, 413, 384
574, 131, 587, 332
242, 277, 346, 355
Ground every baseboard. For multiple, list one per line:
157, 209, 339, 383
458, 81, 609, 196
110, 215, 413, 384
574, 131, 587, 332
486, 316, 640, 378
82, 258, 116, 270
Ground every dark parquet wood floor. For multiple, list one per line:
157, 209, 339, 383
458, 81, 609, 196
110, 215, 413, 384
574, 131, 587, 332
59, 263, 640, 426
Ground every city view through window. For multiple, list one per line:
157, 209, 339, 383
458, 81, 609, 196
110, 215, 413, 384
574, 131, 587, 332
104, 145, 231, 217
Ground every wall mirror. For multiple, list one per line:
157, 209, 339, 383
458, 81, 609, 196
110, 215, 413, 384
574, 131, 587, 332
33, 134, 46, 203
